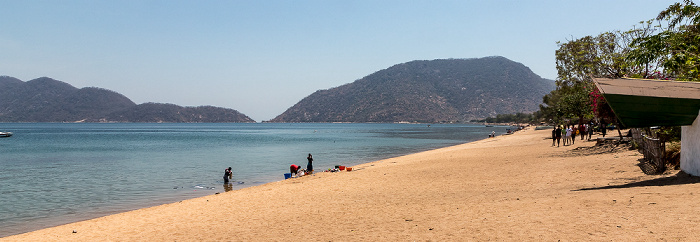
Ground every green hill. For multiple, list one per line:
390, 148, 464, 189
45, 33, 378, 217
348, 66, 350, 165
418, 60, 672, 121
0, 76, 254, 123
269, 56, 555, 123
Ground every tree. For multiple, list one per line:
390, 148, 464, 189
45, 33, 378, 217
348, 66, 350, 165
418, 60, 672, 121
628, 0, 700, 81
539, 20, 663, 126
543, 32, 629, 125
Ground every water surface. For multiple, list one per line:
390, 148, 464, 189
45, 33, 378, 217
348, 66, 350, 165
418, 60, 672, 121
0, 123, 510, 237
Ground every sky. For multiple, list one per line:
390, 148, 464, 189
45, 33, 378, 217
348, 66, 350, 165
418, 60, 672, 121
1, 0, 677, 122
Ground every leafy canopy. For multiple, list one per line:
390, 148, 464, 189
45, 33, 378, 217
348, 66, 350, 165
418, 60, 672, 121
539, 1, 700, 125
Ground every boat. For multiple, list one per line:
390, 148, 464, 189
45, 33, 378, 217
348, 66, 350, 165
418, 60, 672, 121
0, 132, 12, 138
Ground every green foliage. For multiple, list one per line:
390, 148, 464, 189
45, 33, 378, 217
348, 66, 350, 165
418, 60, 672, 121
657, 126, 683, 142
542, 30, 641, 124
628, 0, 700, 81
539, 1, 700, 124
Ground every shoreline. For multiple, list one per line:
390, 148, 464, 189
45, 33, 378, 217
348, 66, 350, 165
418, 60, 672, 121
0, 124, 500, 238
6, 127, 700, 240
0, 123, 504, 238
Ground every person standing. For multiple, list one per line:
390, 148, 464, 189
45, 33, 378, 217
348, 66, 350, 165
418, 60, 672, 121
571, 125, 576, 145
551, 126, 556, 146
601, 121, 607, 137
555, 125, 562, 147
588, 122, 594, 140
306, 153, 314, 174
223, 167, 232, 183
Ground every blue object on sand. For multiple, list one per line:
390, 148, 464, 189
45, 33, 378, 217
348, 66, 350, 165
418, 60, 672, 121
284, 173, 292, 179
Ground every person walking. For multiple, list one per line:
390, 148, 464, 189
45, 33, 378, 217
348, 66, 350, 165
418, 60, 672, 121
588, 122, 594, 140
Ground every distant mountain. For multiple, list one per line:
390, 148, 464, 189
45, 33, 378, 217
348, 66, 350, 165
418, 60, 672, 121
0, 76, 255, 123
105, 103, 255, 123
270, 56, 555, 123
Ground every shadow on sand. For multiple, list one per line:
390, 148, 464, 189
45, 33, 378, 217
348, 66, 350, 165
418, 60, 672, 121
574, 171, 700, 191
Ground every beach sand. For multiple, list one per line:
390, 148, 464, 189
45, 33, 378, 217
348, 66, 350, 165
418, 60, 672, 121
4, 127, 700, 241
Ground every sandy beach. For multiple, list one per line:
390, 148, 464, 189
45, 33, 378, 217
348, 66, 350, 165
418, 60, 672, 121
4, 126, 700, 241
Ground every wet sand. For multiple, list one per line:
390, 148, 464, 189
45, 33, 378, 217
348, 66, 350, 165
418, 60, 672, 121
4, 127, 700, 241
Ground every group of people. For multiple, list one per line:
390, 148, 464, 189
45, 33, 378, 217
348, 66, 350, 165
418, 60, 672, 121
551, 122, 600, 147
222, 154, 315, 183
290, 153, 314, 178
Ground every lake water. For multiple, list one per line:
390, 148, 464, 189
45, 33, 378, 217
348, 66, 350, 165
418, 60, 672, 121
0, 123, 511, 237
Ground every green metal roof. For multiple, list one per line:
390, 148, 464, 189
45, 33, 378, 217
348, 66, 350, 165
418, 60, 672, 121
594, 78, 700, 128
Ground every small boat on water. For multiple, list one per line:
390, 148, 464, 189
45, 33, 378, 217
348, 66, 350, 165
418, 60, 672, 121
0, 132, 13, 138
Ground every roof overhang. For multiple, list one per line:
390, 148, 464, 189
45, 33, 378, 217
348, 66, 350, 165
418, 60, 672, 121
593, 78, 700, 128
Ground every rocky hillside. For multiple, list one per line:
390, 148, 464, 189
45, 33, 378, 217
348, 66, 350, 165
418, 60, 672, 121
270, 56, 555, 123
0, 76, 255, 123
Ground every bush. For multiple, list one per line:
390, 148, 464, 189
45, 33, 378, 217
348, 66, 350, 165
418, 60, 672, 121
665, 141, 682, 170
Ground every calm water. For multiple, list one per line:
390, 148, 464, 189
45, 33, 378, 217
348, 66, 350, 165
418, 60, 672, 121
0, 123, 510, 237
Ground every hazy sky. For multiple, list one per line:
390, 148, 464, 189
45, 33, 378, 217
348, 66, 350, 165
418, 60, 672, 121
1, 1, 676, 121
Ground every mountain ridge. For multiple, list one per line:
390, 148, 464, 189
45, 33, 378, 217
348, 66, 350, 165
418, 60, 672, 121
0, 76, 255, 123
270, 56, 554, 123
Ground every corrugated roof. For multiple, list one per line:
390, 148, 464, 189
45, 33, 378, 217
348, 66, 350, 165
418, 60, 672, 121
594, 78, 700, 99
593, 78, 700, 127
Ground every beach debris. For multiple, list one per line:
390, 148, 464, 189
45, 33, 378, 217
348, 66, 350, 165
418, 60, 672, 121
72, 230, 77, 233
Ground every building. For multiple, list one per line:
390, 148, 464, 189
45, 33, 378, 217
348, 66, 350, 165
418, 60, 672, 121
594, 78, 700, 175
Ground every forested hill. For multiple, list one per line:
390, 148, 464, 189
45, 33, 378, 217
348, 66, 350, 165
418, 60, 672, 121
270, 56, 555, 123
0, 76, 255, 123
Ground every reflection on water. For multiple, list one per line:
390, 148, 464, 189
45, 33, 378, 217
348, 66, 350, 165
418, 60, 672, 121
223, 183, 233, 192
